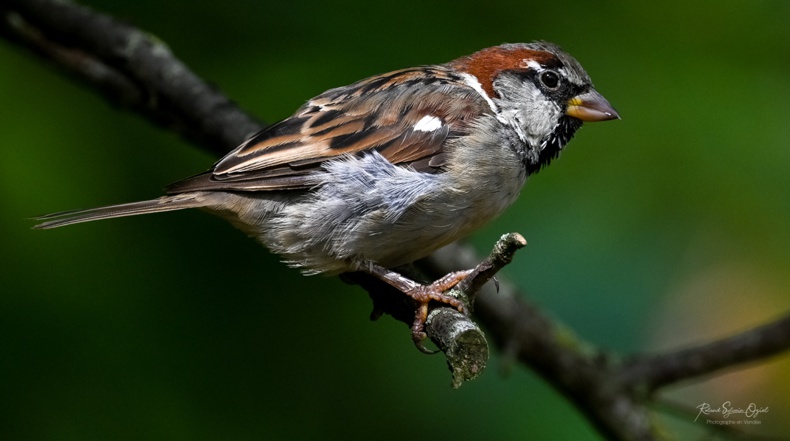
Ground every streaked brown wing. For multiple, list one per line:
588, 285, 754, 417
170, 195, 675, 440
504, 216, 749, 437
166, 67, 491, 194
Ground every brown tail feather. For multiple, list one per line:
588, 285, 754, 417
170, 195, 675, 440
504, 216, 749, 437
33, 194, 206, 229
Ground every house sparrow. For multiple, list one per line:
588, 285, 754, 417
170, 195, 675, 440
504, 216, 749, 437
35, 42, 619, 348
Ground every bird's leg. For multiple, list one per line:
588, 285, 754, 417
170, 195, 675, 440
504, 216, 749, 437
362, 262, 472, 352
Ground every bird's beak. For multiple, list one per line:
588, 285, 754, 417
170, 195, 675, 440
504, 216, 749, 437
566, 90, 620, 122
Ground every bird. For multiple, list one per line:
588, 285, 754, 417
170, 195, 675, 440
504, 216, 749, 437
35, 41, 619, 348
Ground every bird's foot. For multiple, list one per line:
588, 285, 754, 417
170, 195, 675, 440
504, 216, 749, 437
406, 269, 472, 353
361, 262, 472, 353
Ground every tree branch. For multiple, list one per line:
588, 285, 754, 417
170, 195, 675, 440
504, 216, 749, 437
345, 234, 527, 388
428, 244, 790, 439
620, 312, 790, 392
423, 233, 527, 387
0, 0, 263, 155
427, 245, 658, 440
5, 1, 790, 439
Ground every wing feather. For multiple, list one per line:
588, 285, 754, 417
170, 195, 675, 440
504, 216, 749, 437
167, 67, 491, 194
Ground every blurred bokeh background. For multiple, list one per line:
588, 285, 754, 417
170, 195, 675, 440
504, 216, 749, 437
2, 0, 790, 439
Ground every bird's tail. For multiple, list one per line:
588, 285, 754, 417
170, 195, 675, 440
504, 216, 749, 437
33, 194, 207, 229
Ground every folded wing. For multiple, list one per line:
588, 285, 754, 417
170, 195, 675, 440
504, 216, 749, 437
166, 67, 492, 194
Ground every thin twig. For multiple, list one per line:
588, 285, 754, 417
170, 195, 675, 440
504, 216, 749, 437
453, 232, 527, 306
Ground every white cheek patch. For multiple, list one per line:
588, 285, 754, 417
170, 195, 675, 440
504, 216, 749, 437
413, 115, 443, 132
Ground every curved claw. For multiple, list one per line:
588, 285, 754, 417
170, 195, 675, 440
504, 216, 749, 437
411, 302, 441, 354
413, 333, 440, 354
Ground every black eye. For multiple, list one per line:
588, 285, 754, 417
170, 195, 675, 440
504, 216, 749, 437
539, 71, 560, 89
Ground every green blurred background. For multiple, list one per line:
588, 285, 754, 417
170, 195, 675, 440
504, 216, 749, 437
2, 0, 790, 439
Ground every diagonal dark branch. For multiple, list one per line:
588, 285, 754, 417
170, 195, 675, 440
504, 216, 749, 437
620, 312, 790, 392
5, 1, 790, 440
0, 0, 263, 155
